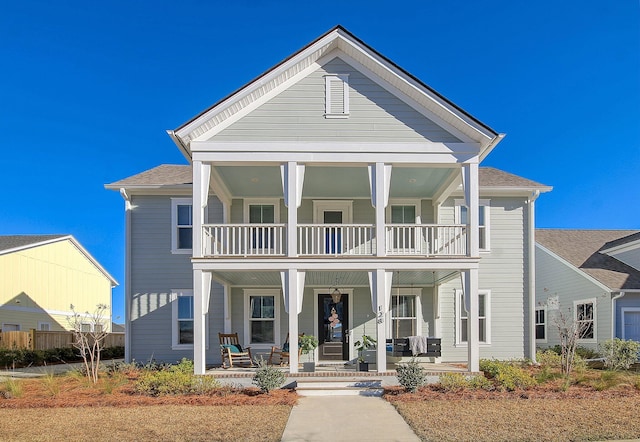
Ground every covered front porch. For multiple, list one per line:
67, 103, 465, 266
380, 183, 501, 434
191, 265, 483, 375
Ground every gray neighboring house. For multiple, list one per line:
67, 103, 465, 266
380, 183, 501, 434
535, 229, 640, 350
106, 26, 552, 374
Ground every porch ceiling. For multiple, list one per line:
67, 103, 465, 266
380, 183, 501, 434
210, 269, 459, 288
213, 165, 456, 199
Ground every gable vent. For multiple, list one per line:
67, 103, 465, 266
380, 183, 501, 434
325, 74, 349, 118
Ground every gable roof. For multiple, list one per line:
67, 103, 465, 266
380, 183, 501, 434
0, 235, 118, 286
536, 229, 640, 291
107, 164, 548, 192
601, 231, 640, 254
169, 25, 503, 160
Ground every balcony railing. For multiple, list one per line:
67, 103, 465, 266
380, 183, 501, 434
298, 224, 375, 256
385, 224, 467, 256
202, 223, 467, 257
203, 224, 286, 256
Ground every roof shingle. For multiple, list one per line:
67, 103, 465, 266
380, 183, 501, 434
0, 235, 67, 253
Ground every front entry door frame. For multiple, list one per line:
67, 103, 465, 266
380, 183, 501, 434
312, 200, 353, 224
313, 288, 354, 361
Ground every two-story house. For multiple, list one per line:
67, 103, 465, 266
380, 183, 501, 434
107, 26, 550, 374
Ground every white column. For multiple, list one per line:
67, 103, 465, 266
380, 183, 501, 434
282, 269, 302, 373
527, 191, 540, 362
464, 269, 480, 372
193, 269, 207, 374
369, 163, 391, 257
281, 162, 304, 258
463, 162, 479, 257
192, 161, 210, 258
223, 283, 231, 333
368, 269, 392, 371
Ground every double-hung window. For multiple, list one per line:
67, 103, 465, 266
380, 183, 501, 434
535, 308, 546, 341
456, 289, 491, 345
171, 198, 193, 253
244, 289, 280, 346
575, 299, 596, 342
455, 199, 490, 251
390, 292, 421, 339
172, 289, 194, 348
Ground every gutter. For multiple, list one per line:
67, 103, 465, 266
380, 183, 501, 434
527, 190, 540, 362
611, 291, 626, 340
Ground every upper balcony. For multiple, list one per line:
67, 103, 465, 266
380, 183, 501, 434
202, 223, 467, 258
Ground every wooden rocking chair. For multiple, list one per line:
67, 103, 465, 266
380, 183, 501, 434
268, 333, 303, 366
219, 333, 253, 368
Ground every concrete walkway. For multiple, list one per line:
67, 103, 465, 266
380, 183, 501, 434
281, 395, 420, 442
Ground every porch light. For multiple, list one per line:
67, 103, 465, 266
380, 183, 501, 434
329, 277, 342, 303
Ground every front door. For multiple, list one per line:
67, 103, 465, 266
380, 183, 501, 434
623, 310, 640, 341
318, 294, 349, 360
324, 211, 343, 254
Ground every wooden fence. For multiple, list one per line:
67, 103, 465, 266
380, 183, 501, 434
0, 330, 125, 351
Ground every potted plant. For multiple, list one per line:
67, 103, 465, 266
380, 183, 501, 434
299, 334, 319, 372
354, 334, 377, 372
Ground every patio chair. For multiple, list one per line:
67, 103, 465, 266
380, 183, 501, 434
219, 333, 253, 368
268, 333, 303, 366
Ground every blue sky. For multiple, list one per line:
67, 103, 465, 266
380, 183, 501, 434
1, 1, 638, 322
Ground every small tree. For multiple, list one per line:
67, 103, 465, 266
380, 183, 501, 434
552, 310, 590, 376
68, 304, 109, 383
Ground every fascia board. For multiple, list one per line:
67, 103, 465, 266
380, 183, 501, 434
449, 186, 553, 198
536, 243, 613, 293
66, 236, 119, 287
601, 239, 640, 255
0, 235, 71, 257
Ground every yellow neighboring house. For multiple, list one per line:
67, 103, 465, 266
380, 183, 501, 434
0, 235, 118, 333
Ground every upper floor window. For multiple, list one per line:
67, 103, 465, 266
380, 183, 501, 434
324, 74, 349, 118
455, 199, 490, 251
575, 299, 596, 342
456, 289, 491, 345
171, 198, 193, 254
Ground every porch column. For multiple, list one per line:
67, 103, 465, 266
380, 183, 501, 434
193, 269, 210, 375
462, 162, 479, 257
192, 160, 211, 258
369, 163, 391, 257
282, 269, 305, 373
281, 162, 305, 257
369, 269, 392, 371
463, 269, 480, 372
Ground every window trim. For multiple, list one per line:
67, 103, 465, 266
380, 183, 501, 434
171, 198, 194, 254
386, 288, 423, 339
243, 199, 281, 223
324, 74, 350, 118
38, 322, 51, 331
574, 298, 597, 343
243, 289, 280, 349
454, 199, 491, 252
455, 289, 491, 346
386, 200, 422, 223
171, 289, 195, 350
1, 323, 21, 332
535, 307, 547, 343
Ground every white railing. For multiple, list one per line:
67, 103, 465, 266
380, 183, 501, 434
386, 224, 467, 256
203, 224, 286, 256
298, 224, 375, 256
202, 223, 467, 257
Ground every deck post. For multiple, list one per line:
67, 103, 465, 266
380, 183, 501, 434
194, 269, 207, 374
464, 268, 480, 372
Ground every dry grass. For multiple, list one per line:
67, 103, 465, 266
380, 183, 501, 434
0, 405, 291, 441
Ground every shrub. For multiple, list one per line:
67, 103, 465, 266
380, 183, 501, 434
396, 359, 426, 393
0, 378, 23, 398
601, 338, 640, 371
479, 359, 535, 391
134, 358, 219, 396
438, 373, 469, 392
536, 349, 562, 368
40, 372, 60, 397
252, 357, 286, 394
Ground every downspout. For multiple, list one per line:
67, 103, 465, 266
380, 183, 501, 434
611, 291, 626, 340
119, 188, 133, 363
527, 190, 540, 363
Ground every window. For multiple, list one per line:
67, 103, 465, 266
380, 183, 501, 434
1, 323, 20, 332
390, 204, 418, 250
390, 293, 421, 339
535, 308, 546, 341
249, 204, 275, 249
324, 74, 349, 118
171, 198, 193, 253
38, 322, 51, 331
455, 199, 490, 251
171, 289, 194, 348
94, 324, 104, 334
456, 289, 491, 345
575, 299, 596, 342
80, 323, 91, 332
244, 289, 280, 346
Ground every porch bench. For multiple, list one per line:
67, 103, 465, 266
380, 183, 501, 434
386, 337, 441, 358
